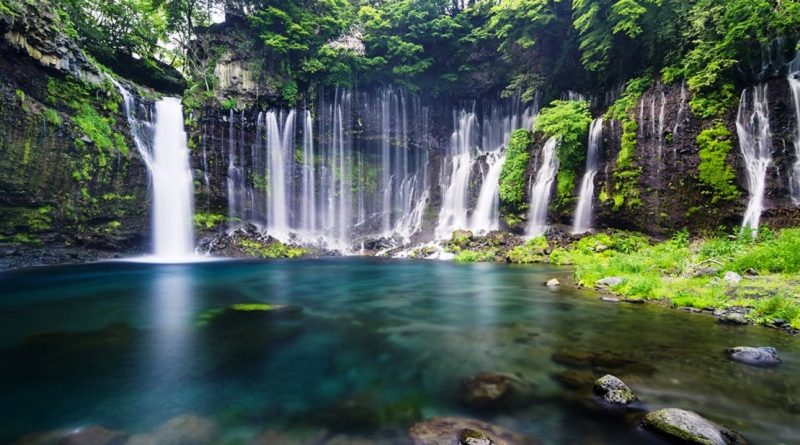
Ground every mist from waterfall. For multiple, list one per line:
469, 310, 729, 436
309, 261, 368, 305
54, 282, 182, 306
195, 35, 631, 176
736, 85, 773, 233
573, 118, 603, 234
527, 137, 560, 237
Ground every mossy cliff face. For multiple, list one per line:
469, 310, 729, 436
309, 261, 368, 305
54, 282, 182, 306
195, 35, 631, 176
0, 2, 149, 268
590, 79, 800, 236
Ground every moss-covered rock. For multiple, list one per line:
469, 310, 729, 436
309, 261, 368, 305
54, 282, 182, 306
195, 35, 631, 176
642, 408, 747, 445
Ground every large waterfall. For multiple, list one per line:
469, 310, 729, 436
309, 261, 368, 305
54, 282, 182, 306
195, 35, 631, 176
219, 87, 429, 248
736, 85, 773, 232
436, 109, 478, 239
526, 137, 560, 237
573, 118, 603, 234
116, 82, 196, 259
789, 62, 800, 205
435, 96, 536, 238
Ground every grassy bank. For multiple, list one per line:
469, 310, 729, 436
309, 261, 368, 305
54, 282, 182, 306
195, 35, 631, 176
549, 229, 800, 329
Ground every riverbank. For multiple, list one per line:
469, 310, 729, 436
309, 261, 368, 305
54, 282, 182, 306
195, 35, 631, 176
445, 227, 800, 332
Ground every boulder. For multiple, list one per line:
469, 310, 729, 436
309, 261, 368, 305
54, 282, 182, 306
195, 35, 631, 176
459, 372, 531, 409
718, 312, 748, 325
642, 408, 747, 445
722, 272, 743, 285
545, 278, 560, 287
408, 417, 537, 445
693, 267, 720, 277
726, 347, 781, 367
592, 374, 636, 406
595, 277, 623, 289
601, 297, 621, 303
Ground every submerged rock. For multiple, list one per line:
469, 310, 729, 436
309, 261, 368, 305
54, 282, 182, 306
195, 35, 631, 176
642, 408, 747, 445
148, 414, 217, 445
545, 278, 560, 287
595, 277, 623, 289
408, 417, 537, 445
458, 429, 494, 445
459, 372, 531, 410
60, 427, 128, 445
552, 369, 596, 389
726, 347, 781, 367
592, 374, 636, 406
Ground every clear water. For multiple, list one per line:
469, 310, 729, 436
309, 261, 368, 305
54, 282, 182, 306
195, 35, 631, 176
0, 259, 798, 444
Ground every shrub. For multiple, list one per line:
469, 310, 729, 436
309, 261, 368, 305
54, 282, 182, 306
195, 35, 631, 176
499, 129, 531, 217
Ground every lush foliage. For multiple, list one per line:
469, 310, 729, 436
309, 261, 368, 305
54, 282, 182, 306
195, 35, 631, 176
506, 236, 549, 264
238, 239, 308, 259
38, 0, 800, 108
552, 229, 800, 328
605, 77, 650, 210
696, 123, 739, 203
534, 100, 592, 206
499, 129, 531, 222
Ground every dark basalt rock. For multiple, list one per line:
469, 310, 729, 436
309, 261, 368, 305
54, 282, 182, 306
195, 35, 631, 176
409, 417, 538, 445
726, 346, 781, 367
459, 372, 532, 410
642, 408, 748, 445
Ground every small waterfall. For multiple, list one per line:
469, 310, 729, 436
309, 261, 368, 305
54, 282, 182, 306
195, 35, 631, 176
436, 109, 477, 238
573, 118, 603, 234
301, 110, 316, 231
789, 64, 800, 205
736, 85, 773, 232
115, 81, 195, 259
470, 151, 506, 233
526, 137, 560, 237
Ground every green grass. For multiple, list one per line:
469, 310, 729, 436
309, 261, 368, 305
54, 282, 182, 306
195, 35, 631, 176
454, 249, 497, 262
558, 229, 800, 329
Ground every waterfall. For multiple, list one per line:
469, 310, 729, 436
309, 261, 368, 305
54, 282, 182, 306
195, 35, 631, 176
301, 110, 316, 231
736, 85, 773, 233
436, 109, 477, 239
115, 81, 195, 259
469, 151, 506, 233
789, 66, 800, 205
265, 110, 295, 236
526, 137, 560, 237
573, 118, 603, 234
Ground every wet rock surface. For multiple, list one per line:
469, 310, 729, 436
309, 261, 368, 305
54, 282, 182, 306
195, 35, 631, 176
642, 408, 748, 445
592, 374, 636, 406
408, 417, 537, 445
726, 346, 781, 367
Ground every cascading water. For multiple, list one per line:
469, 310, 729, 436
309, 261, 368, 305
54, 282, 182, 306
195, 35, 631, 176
115, 82, 195, 259
526, 137, 560, 237
736, 85, 773, 233
789, 60, 800, 205
469, 152, 506, 233
436, 94, 537, 238
265, 110, 296, 236
573, 118, 603, 234
436, 109, 477, 239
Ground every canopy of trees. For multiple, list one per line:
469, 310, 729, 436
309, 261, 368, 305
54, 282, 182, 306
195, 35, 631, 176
36, 0, 800, 108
